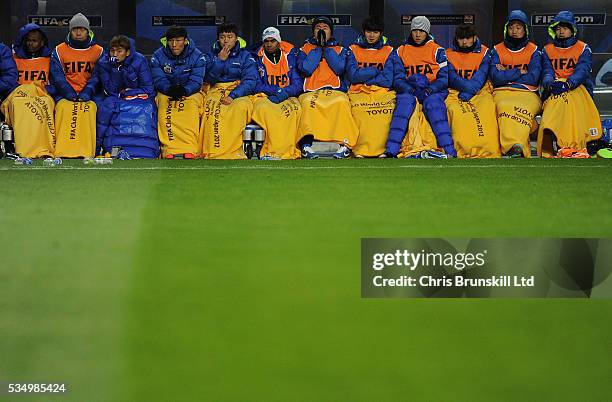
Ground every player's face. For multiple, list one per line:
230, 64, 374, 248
364, 30, 382, 45
263, 38, 279, 53
555, 25, 573, 39
70, 27, 88, 41
411, 29, 428, 44
25, 31, 44, 53
219, 32, 238, 49
507, 22, 525, 39
313, 23, 331, 42
168, 37, 186, 56
457, 35, 476, 49
110, 46, 130, 63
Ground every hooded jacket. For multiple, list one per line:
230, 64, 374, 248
50, 29, 103, 100
489, 10, 542, 91
297, 37, 349, 92
541, 11, 593, 95
150, 36, 206, 97
205, 38, 259, 99
12, 23, 51, 86
96, 38, 154, 99
0, 43, 18, 98
254, 41, 303, 102
392, 34, 448, 95
446, 38, 491, 99
346, 35, 394, 89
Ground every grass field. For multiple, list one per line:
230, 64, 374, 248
1, 158, 611, 401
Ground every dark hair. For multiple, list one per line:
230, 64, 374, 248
217, 22, 239, 37
362, 16, 384, 33
109, 35, 130, 50
165, 25, 188, 40
455, 24, 476, 39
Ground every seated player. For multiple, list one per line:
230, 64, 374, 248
388, 16, 456, 158
538, 10, 603, 158
0, 39, 17, 101
251, 27, 303, 159
202, 22, 258, 159
151, 25, 206, 159
296, 16, 358, 159
446, 24, 501, 158
346, 16, 395, 158
50, 13, 104, 158
0, 23, 53, 158
96, 35, 159, 158
489, 10, 542, 158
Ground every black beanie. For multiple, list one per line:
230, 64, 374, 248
312, 16, 334, 34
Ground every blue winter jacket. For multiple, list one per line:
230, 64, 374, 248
150, 37, 206, 97
346, 35, 394, 88
391, 35, 448, 96
0, 43, 18, 98
50, 31, 103, 101
447, 38, 491, 100
297, 37, 350, 92
254, 44, 303, 102
13, 23, 51, 59
489, 10, 542, 90
96, 38, 154, 99
541, 10, 594, 96
205, 39, 259, 99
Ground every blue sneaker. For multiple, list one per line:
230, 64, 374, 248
301, 145, 319, 159
333, 145, 351, 159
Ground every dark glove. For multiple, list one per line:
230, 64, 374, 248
167, 85, 187, 99
78, 91, 91, 102
268, 89, 289, 104
316, 30, 327, 47
459, 91, 474, 102
549, 80, 571, 95
415, 88, 430, 103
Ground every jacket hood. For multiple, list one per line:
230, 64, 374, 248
211, 36, 247, 56
504, 10, 530, 39
451, 37, 483, 53
548, 11, 577, 40
160, 36, 197, 58
354, 35, 388, 49
13, 23, 51, 58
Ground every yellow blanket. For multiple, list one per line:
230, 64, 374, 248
349, 86, 395, 157
1, 83, 55, 158
538, 85, 603, 157
298, 89, 358, 147
251, 94, 301, 159
493, 88, 541, 157
398, 102, 439, 158
201, 81, 252, 159
54, 100, 96, 158
156, 92, 204, 157
446, 86, 501, 158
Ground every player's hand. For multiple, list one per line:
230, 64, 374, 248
496, 64, 506, 71
221, 96, 233, 105
219, 45, 231, 61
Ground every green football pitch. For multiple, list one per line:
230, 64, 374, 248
1, 158, 611, 401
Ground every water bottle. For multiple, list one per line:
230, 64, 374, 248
14, 157, 33, 165
94, 157, 113, 165
43, 157, 62, 167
